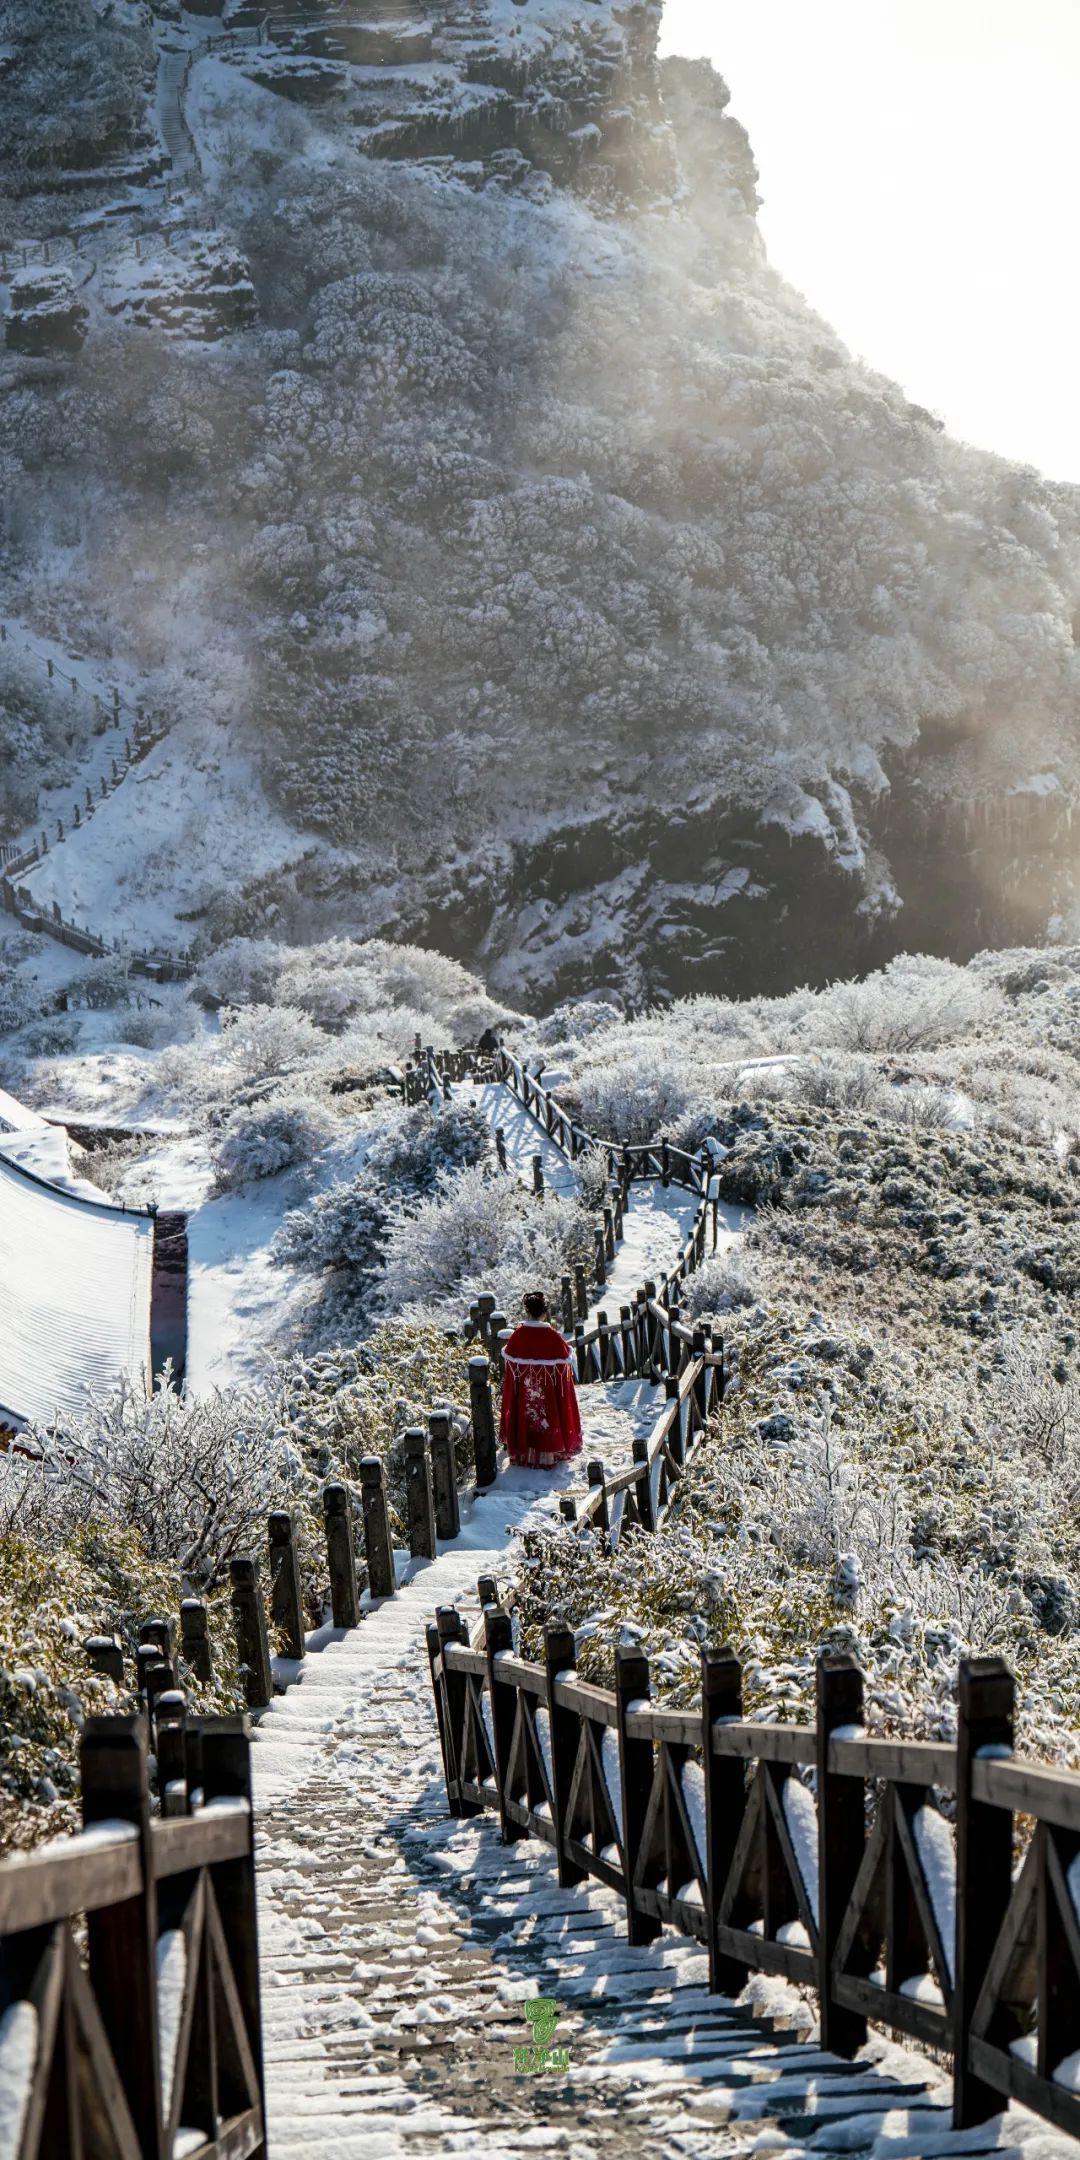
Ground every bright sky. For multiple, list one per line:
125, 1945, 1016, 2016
659, 1, 1080, 484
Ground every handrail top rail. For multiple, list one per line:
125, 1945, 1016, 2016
0, 1794, 252, 1933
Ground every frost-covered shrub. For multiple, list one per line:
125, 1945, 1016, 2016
194, 937, 283, 1009
275, 1177, 389, 1288
212, 1090, 339, 1189
0, 976, 49, 1034
19, 1012, 80, 1057
114, 1007, 179, 1052
155, 1004, 325, 1106
24, 1378, 311, 1592
820, 956, 1002, 1054
377, 1163, 591, 1317
364, 1100, 491, 1192
76, 953, 132, 1012
189, 937, 517, 1061
680, 1247, 757, 1320
575, 1144, 614, 1211
573, 1045, 697, 1144
534, 999, 624, 1050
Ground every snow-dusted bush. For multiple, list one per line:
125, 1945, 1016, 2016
212, 1090, 340, 1189
194, 938, 283, 1010
377, 1163, 590, 1317
155, 1003, 325, 1106
0, 976, 49, 1035
533, 999, 624, 1050
574, 1143, 614, 1212
76, 953, 132, 1012
275, 1178, 389, 1300
364, 1100, 491, 1192
823, 955, 1003, 1055
572, 1045, 698, 1144
26, 1378, 310, 1592
679, 1246, 757, 1320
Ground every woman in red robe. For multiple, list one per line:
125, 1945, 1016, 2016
499, 1291, 583, 1469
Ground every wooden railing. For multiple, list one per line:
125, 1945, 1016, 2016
83, 1391, 502, 1716
0, 1712, 266, 2159
427, 1622, 1080, 2142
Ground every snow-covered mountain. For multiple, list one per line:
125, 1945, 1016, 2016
1, 0, 1078, 1001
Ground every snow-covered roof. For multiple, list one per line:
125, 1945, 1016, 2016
0, 1152, 154, 1427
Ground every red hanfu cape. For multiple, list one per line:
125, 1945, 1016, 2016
499, 1322, 583, 1469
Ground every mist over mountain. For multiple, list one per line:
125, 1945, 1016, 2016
1, 0, 1078, 1002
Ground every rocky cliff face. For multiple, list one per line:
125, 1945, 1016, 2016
1, 0, 1078, 1000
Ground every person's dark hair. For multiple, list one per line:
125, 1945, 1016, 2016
523, 1290, 548, 1320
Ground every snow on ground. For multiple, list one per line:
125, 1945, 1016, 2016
24, 714, 307, 952
112, 1119, 374, 1393
453, 1076, 578, 1196
578, 1373, 662, 1473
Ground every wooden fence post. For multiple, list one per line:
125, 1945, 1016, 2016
180, 1597, 213, 1683
81, 1715, 164, 2158
156, 1689, 188, 1816
268, 1509, 305, 1660
594, 1225, 607, 1286
403, 1427, 437, 1560
614, 1645, 662, 1946
561, 1273, 574, 1332
360, 1457, 396, 1598
816, 1652, 867, 2058
469, 1355, 498, 1486
620, 1304, 634, 1375
692, 1329, 709, 1421
323, 1482, 361, 1627
495, 1319, 512, 1382
427, 1618, 455, 1806
574, 1262, 588, 1320
200, 1715, 266, 2120
586, 1459, 609, 1535
545, 1623, 587, 1887
84, 1634, 124, 1682
140, 1617, 173, 1662
953, 1656, 1015, 2128
701, 1647, 746, 1995
229, 1557, 272, 1710
532, 1151, 545, 1195
664, 1371, 683, 1468
146, 1658, 177, 1726
575, 1322, 588, 1384
136, 1642, 159, 1699
429, 1409, 460, 1540
632, 1436, 656, 1533
477, 1292, 497, 1350
603, 1204, 616, 1260
436, 1607, 480, 1817
485, 1608, 525, 1845
660, 1138, 671, 1186
495, 1126, 508, 1171
598, 1309, 612, 1377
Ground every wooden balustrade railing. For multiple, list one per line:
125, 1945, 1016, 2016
83, 1382, 502, 1714
0, 1712, 266, 2159
427, 1621, 1080, 2143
